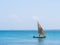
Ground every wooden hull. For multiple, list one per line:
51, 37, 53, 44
33, 36, 46, 38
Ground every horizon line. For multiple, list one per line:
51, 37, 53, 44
0, 29, 60, 30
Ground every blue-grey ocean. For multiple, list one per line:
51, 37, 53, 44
0, 30, 60, 45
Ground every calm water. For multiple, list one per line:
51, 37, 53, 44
0, 30, 60, 45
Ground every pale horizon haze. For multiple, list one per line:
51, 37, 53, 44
0, 0, 60, 30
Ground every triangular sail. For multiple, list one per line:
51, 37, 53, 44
37, 22, 45, 35
33, 21, 46, 38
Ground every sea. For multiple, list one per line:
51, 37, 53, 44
0, 30, 60, 45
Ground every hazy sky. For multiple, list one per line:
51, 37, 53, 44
0, 0, 60, 30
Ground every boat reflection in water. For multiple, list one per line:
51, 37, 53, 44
38, 38, 45, 45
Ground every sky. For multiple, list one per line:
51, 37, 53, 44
0, 0, 60, 30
